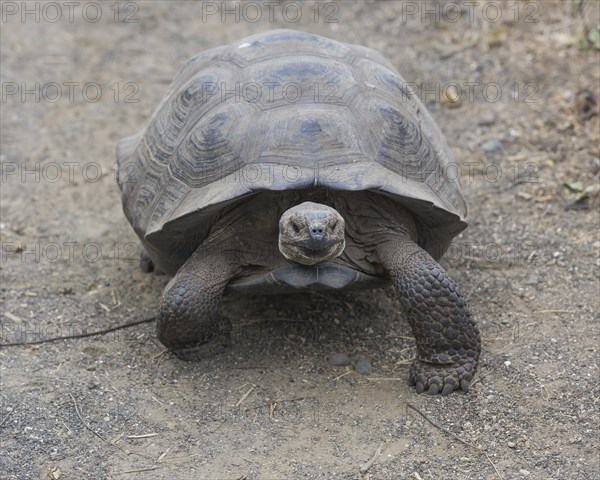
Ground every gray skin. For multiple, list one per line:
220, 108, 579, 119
155, 190, 480, 396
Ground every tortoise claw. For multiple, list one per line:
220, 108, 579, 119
441, 383, 455, 396
427, 384, 440, 395
409, 360, 477, 396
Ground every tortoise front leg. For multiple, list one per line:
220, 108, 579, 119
378, 239, 481, 395
157, 247, 237, 361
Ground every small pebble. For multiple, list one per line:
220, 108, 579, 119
355, 356, 373, 374
477, 112, 497, 126
575, 88, 596, 119
328, 353, 351, 367
507, 441, 516, 448
563, 90, 573, 103
442, 85, 462, 108
519, 469, 530, 476
525, 275, 539, 285
481, 139, 503, 154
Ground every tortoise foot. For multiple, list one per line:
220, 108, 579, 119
409, 358, 478, 395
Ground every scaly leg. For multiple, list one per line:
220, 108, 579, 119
156, 246, 237, 360
378, 239, 481, 395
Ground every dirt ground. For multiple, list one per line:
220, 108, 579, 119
1, 1, 599, 479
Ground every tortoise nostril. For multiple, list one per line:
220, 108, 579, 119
309, 224, 326, 240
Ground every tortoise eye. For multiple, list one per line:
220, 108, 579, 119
291, 221, 301, 234
330, 220, 338, 231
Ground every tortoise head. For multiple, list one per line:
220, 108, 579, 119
278, 202, 345, 266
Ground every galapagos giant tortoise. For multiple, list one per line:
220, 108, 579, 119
117, 30, 480, 395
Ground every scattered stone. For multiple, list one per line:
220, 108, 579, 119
487, 26, 508, 48
49, 467, 62, 480
552, 32, 577, 48
525, 275, 539, 285
481, 139, 503, 155
563, 90, 573, 103
477, 112, 497, 126
328, 353, 351, 367
442, 85, 462, 108
519, 469, 530, 476
517, 192, 532, 200
575, 88, 596, 121
355, 356, 373, 374
507, 441, 517, 448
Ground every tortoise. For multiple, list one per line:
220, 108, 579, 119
117, 30, 480, 395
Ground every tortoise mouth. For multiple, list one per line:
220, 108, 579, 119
279, 239, 345, 266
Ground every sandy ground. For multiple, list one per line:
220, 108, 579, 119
1, 1, 599, 479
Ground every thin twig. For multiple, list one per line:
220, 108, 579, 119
208, 422, 225, 434
235, 385, 256, 408
407, 403, 479, 450
157, 447, 171, 463
332, 371, 352, 382
364, 377, 405, 381
0, 316, 155, 347
485, 452, 503, 480
469, 372, 491, 389
529, 374, 550, 400
360, 442, 385, 474
439, 40, 479, 60
0, 407, 15, 428
127, 433, 158, 439
119, 466, 162, 474
532, 310, 573, 314
69, 392, 108, 443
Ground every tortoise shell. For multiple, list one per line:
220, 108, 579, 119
117, 29, 467, 274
